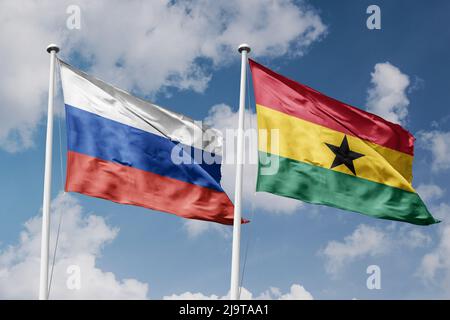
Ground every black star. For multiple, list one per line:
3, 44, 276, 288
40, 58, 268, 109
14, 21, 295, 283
325, 135, 364, 175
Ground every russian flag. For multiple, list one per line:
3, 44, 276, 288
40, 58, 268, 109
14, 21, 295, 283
59, 60, 235, 224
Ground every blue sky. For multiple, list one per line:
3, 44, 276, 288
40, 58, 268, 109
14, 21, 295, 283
1, 0, 450, 299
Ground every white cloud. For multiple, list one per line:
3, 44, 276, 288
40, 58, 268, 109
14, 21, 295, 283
164, 291, 221, 300
163, 283, 313, 300
416, 184, 445, 203
0, 193, 148, 299
399, 228, 433, 249
321, 224, 431, 276
183, 219, 230, 239
418, 203, 450, 293
276, 284, 313, 300
0, 0, 326, 152
417, 130, 450, 172
0, 1, 67, 152
321, 225, 387, 276
366, 62, 411, 125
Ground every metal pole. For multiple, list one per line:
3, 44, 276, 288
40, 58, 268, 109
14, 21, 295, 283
39, 44, 59, 300
230, 43, 251, 300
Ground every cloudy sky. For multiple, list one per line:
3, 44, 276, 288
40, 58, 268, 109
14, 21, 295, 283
1, 0, 450, 299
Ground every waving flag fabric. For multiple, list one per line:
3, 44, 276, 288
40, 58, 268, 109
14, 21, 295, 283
249, 59, 437, 225
59, 60, 234, 224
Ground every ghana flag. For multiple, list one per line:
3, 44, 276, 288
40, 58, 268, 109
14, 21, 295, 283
249, 59, 438, 225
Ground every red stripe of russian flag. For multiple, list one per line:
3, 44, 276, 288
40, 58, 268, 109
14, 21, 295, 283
66, 151, 235, 224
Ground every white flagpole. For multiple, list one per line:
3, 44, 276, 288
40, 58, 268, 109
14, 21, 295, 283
39, 44, 59, 300
230, 43, 251, 300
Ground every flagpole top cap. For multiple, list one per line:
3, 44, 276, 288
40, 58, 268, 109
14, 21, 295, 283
238, 43, 251, 53
46, 44, 60, 54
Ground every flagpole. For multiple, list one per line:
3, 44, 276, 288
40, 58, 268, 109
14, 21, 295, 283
39, 44, 59, 300
230, 43, 251, 300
